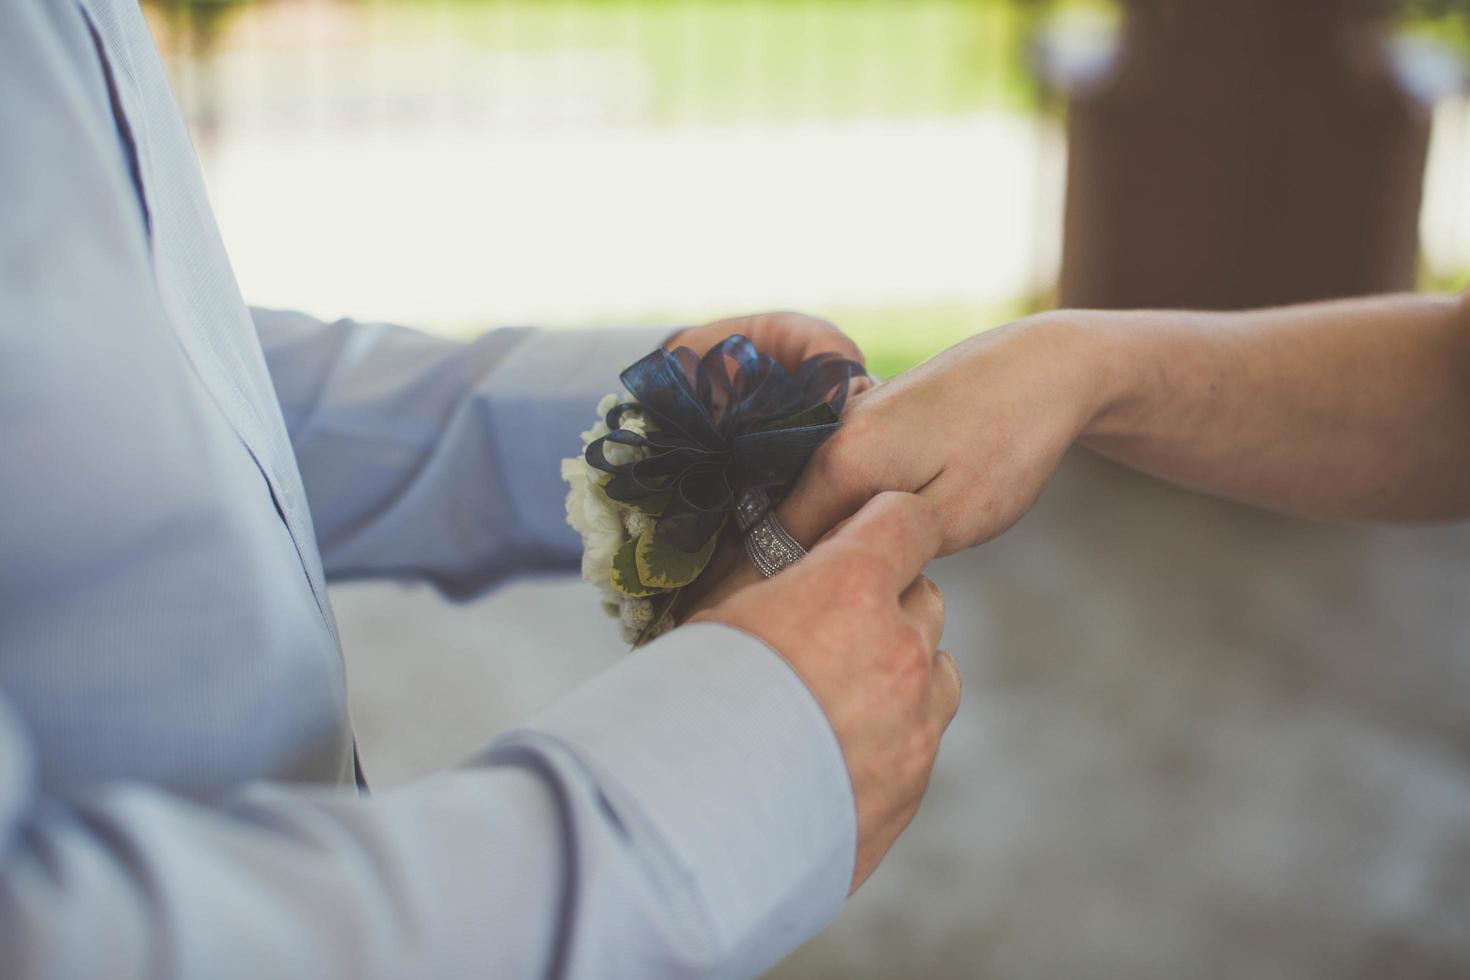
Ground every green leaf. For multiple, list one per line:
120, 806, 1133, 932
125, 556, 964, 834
610, 537, 661, 597
634, 519, 722, 589
752, 402, 839, 433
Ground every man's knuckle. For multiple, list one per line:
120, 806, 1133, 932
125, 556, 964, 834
892, 624, 931, 672
901, 724, 940, 777
918, 575, 946, 622
825, 556, 873, 604
921, 717, 945, 759
852, 558, 893, 606
945, 662, 964, 710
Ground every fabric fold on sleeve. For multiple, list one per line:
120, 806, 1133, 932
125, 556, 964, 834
491, 621, 857, 979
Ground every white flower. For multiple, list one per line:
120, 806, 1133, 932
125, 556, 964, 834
563, 392, 672, 644
561, 455, 624, 609
619, 595, 653, 644
562, 393, 631, 610
617, 594, 675, 645
623, 509, 654, 539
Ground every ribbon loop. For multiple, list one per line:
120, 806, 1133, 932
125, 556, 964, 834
586, 335, 864, 553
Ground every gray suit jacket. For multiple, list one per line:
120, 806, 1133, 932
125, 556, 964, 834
0, 1, 854, 976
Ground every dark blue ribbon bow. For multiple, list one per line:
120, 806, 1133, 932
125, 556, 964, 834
585, 335, 865, 552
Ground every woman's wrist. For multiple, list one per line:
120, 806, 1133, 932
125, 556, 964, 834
1006, 309, 1142, 444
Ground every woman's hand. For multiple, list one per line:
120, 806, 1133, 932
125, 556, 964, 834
688, 292, 1470, 609
777, 313, 1120, 557
686, 313, 1120, 616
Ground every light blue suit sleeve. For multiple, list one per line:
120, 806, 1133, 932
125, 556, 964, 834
0, 624, 857, 979
0, 0, 858, 974
252, 309, 672, 596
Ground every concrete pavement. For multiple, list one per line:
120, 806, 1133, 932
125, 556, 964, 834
339, 450, 1470, 978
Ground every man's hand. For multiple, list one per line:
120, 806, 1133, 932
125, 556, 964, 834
668, 311, 867, 376
666, 310, 874, 608
690, 492, 959, 893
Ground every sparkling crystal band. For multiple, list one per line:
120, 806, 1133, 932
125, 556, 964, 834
735, 488, 807, 578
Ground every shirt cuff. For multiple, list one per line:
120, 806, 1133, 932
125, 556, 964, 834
482, 326, 675, 569
499, 621, 856, 977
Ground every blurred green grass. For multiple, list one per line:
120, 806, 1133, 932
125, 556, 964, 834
372, 0, 1059, 371
377, 0, 1045, 122
1402, 0, 1470, 51
829, 299, 1028, 376
155, 0, 1467, 375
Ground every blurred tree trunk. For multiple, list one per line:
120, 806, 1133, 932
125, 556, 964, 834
1059, 0, 1430, 310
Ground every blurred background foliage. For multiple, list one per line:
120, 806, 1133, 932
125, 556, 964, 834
1406, 0, 1470, 37
142, 0, 1469, 379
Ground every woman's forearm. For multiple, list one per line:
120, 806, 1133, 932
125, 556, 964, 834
1078, 292, 1470, 522
769, 291, 1470, 561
